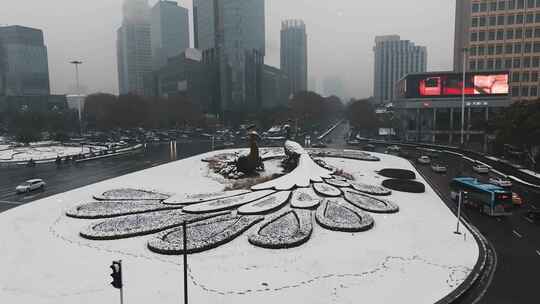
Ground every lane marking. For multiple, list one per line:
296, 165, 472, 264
512, 230, 523, 239
0, 200, 21, 205
536, 250, 540, 257
524, 216, 534, 224
496, 218, 502, 222
531, 205, 538, 210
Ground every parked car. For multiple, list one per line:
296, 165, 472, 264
431, 163, 447, 173
512, 192, 523, 206
489, 177, 513, 188
472, 163, 490, 174
417, 156, 431, 165
16, 179, 46, 194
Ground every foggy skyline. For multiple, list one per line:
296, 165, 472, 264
2, 0, 455, 99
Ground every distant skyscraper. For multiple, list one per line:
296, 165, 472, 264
0, 25, 50, 96
117, 0, 152, 95
193, 0, 265, 114
151, 1, 190, 70
281, 20, 308, 96
373, 35, 427, 103
454, 0, 540, 102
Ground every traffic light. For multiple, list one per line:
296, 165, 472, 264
110, 260, 122, 289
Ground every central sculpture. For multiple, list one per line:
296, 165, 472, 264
236, 126, 264, 175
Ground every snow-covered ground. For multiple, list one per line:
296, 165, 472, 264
0, 149, 478, 304
0, 145, 106, 162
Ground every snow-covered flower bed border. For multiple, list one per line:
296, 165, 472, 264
248, 209, 313, 249
315, 198, 374, 232
343, 189, 399, 214
66, 200, 180, 219
93, 188, 172, 201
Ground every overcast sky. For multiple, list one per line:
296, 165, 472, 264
2, 0, 455, 98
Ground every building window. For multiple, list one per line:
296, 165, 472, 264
472, 17, 479, 27
536, 13, 540, 23
535, 27, 540, 37
527, 13, 535, 23
530, 87, 538, 97
537, 0, 540, 7
488, 44, 495, 55
522, 86, 529, 96
505, 58, 513, 68
533, 71, 539, 81
514, 43, 522, 53
523, 71, 530, 82
518, 0, 525, 9
528, 0, 535, 8
470, 46, 478, 55
512, 86, 520, 96
479, 45, 486, 55
478, 59, 485, 70
508, 0, 516, 10
525, 42, 533, 53
497, 29, 505, 40
512, 71, 521, 82
516, 13, 524, 24
480, 16, 487, 27
487, 59, 495, 69
526, 28, 534, 38
499, 1, 507, 9
471, 32, 478, 42
508, 14, 515, 25
495, 58, 503, 69
496, 44, 504, 54
491, 1, 499, 10
497, 15, 505, 25
507, 29, 515, 39
506, 43, 514, 54
473, 3, 480, 12
534, 42, 540, 52
533, 56, 540, 67
479, 31, 486, 41
489, 30, 496, 41
516, 28, 523, 39
514, 58, 522, 68
469, 60, 477, 70
524, 57, 532, 67
490, 16, 497, 26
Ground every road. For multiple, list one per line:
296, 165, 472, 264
0, 141, 213, 213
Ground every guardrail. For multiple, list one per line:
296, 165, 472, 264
317, 120, 344, 141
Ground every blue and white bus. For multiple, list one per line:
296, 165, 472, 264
450, 177, 513, 216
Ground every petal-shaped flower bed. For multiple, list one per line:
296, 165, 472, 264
324, 178, 350, 188
93, 188, 170, 201
163, 190, 251, 205
313, 183, 341, 197
308, 149, 381, 161
382, 179, 426, 193
377, 168, 416, 180
238, 191, 291, 215
66, 200, 179, 219
316, 198, 374, 232
148, 214, 264, 254
342, 189, 399, 213
290, 188, 322, 209
80, 210, 226, 240
350, 182, 392, 196
182, 190, 275, 214
248, 209, 313, 249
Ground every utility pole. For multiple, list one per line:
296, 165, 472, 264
70, 60, 83, 135
460, 48, 468, 146
182, 221, 188, 304
455, 191, 466, 235
110, 260, 124, 304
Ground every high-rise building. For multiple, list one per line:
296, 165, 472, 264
0, 25, 50, 96
193, 0, 265, 114
117, 0, 152, 95
281, 20, 308, 96
454, 0, 540, 102
151, 0, 190, 70
373, 35, 427, 103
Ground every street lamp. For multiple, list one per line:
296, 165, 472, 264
460, 48, 468, 146
70, 60, 83, 135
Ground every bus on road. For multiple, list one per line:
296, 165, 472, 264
450, 177, 513, 216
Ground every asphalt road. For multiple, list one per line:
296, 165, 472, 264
0, 141, 213, 213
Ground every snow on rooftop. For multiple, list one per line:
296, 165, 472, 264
0, 149, 478, 304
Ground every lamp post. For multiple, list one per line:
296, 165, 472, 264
70, 60, 83, 135
460, 48, 468, 146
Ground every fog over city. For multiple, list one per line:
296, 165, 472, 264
2, 0, 454, 98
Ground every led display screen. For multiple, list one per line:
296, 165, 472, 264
397, 72, 509, 99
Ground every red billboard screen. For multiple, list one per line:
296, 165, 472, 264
398, 72, 509, 99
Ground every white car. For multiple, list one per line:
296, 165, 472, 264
431, 164, 447, 173
16, 179, 46, 194
489, 177, 513, 187
472, 163, 490, 174
418, 156, 431, 164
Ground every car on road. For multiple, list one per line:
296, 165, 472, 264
16, 179, 46, 194
472, 163, 490, 174
431, 163, 447, 173
489, 177, 513, 188
512, 192, 523, 206
417, 156, 431, 165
